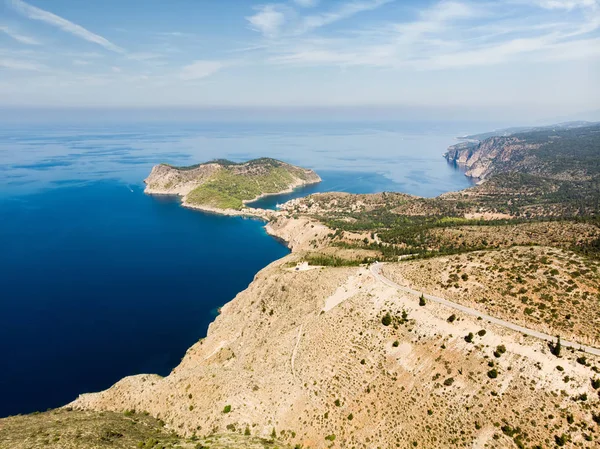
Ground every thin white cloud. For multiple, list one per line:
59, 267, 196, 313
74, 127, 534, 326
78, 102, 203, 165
536, 0, 598, 9
247, 5, 289, 38
262, 0, 600, 70
8, 0, 125, 53
179, 60, 224, 80
0, 57, 44, 70
298, 0, 394, 33
0, 25, 40, 45
247, 0, 393, 38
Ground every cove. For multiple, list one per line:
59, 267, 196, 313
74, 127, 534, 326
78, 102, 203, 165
0, 181, 288, 417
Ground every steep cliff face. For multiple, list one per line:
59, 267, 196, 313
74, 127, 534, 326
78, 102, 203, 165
444, 137, 541, 180
144, 158, 321, 211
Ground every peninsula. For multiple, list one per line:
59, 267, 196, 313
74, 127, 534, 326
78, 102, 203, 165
144, 158, 321, 215
2, 123, 599, 449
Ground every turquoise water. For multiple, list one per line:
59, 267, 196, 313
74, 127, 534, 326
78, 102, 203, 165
0, 121, 475, 417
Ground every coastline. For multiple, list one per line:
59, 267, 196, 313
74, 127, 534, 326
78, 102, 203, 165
144, 174, 321, 221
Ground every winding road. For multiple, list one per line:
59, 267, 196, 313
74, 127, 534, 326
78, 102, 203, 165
370, 262, 600, 356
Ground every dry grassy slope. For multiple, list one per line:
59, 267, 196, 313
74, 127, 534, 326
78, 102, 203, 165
144, 163, 222, 196
0, 409, 291, 449
71, 254, 600, 449
430, 221, 600, 251
382, 246, 600, 346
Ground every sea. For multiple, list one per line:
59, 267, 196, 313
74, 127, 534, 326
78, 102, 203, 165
0, 120, 483, 417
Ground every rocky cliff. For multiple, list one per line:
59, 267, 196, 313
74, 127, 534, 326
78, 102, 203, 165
444, 123, 600, 182
444, 136, 542, 180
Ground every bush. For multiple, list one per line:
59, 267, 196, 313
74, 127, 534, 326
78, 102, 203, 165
443, 378, 454, 386
592, 378, 600, 389
493, 345, 506, 358
381, 312, 392, 326
447, 314, 456, 323
419, 294, 426, 306
393, 340, 400, 347
576, 356, 587, 365
325, 434, 336, 441
554, 434, 568, 446
477, 329, 486, 337
549, 336, 562, 357
465, 333, 474, 343
222, 405, 231, 413
347, 413, 354, 420
487, 369, 498, 379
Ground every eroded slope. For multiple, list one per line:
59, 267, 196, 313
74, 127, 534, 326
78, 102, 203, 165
70, 255, 600, 449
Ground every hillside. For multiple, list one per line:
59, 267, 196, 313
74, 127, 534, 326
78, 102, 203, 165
0, 409, 291, 449
144, 158, 321, 211
444, 123, 600, 182
68, 254, 600, 448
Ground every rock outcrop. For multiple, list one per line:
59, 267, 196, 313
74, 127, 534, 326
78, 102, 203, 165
444, 137, 541, 180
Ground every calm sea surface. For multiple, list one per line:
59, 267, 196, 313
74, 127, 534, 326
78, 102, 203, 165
0, 120, 477, 417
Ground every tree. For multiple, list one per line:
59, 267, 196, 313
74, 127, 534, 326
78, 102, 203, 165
549, 336, 562, 357
381, 312, 392, 326
419, 294, 426, 306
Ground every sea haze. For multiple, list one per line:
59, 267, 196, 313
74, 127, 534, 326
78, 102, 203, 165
0, 120, 475, 417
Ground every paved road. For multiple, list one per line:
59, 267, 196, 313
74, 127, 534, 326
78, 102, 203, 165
370, 262, 600, 356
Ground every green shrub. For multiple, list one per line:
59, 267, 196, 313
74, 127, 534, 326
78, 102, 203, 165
554, 434, 568, 446
493, 345, 506, 358
393, 340, 399, 347
477, 329, 486, 337
487, 369, 498, 379
447, 314, 456, 323
549, 336, 562, 357
222, 405, 231, 414
464, 333, 474, 343
443, 378, 454, 386
381, 312, 392, 326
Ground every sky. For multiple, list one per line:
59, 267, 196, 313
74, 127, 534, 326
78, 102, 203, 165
0, 0, 599, 121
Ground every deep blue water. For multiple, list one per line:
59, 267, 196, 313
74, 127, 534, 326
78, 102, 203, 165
0, 120, 479, 417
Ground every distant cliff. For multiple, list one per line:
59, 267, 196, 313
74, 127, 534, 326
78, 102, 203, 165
144, 158, 321, 212
444, 123, 600, 182
444, 136, 542, 180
